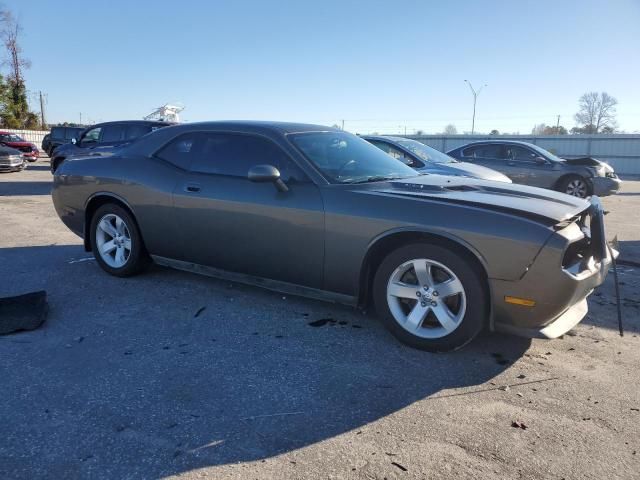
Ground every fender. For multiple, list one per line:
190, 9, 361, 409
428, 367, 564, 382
359, 226, 496, 330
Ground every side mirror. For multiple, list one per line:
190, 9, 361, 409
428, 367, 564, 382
248, 164, 289, 192
534, 156, 547, 165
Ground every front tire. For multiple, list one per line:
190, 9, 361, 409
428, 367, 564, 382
559, 175, 590, 198
90, 204, 149, 277
373, 243, 487, 352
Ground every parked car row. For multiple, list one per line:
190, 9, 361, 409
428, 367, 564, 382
52, 121, 615, 352
8, 119, 623, 201
363, 136, 621, 199
49, 120, 173, 173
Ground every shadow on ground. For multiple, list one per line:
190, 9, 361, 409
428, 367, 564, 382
26, 164, 53, 172
0, 245, 531, 479
0, 180, 52, 196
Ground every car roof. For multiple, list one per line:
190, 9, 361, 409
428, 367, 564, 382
89, 120, 173, 128
154, 121, 339, 135
453, 139, 537, 149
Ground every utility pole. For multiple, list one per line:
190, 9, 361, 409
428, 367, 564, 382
556, 115, 561, 133
79, 112, 82, 125
341, 119, 344, 130
464, 80, 487, 134
39, 91, 46, 129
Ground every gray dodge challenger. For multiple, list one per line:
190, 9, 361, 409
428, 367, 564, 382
52, 122, 613, 351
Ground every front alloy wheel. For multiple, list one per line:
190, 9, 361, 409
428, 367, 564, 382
374, 243, 486, 351
387, 259, 466, 339
564, 177, 589, 198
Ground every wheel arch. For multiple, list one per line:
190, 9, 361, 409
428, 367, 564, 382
83, 193, 141, 252
358, 228, 493, 328
554, 173, 593, 195
51, 156, 66, 172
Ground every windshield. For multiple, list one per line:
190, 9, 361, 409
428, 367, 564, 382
394, 138, 456, 164
0, 134, 24, 142
529, 143, 564, 162
289, 131, 419, 184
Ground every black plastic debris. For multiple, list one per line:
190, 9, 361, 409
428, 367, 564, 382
0, 291, 48, 335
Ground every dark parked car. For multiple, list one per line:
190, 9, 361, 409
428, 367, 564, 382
363, 135, 511, 182
52, 122, 613, 351
0, 131, 39, 162
50, 120, 172, 173
0, 145, 26, 172
42, 126, 85, 157
447, 140, 621, 198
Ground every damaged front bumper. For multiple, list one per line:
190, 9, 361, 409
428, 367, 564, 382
591, 176, 622, 197
492, 197, 613, 338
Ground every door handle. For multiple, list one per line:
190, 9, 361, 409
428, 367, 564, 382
184, 183, 201, 193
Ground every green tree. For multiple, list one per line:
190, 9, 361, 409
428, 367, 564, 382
0, 9, 39, 129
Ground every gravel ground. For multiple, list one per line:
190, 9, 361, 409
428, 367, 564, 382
1, 161, 639, 480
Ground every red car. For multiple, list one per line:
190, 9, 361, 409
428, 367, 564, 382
0, 131, 40, 162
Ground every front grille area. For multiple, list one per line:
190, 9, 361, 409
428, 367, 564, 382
17, 146, 33, 153
561, 199, 606, 269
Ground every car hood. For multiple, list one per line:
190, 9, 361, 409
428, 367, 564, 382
363, 174, 589, 224
562, 156, 615, 173
5, 141, 36, 148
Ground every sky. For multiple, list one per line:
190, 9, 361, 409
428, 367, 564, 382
5, 0, 640, 134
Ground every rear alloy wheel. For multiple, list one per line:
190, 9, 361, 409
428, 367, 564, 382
90, 204, 148, 277
561, 176, 589, 198
373, 243, 486, 351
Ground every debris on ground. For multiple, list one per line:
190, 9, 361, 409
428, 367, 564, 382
194, 306, 206, 317
0, 291, 48, 335
391, 461, 408, 472
511, 421, 528, 430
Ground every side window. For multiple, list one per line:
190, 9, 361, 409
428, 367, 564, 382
370, 140, 417, 167
80, 127, 102, 146
155, 132, 198, 170
507, 146, 535, 162
191, 133, 308, 181
51, 128, 65, 140
101, 125, 126, 143
464, 145, 503, 159
126, 124, 153, 140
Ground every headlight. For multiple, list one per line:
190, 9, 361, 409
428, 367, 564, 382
605, 171, 617, 179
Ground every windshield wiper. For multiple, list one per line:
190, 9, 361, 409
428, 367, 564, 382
343, 174, 408, 184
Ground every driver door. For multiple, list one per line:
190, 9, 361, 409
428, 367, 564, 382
168, 131, 326, 289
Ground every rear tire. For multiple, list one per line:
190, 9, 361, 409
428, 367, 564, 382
373, 243, 487, 352
90, 204, 149, 277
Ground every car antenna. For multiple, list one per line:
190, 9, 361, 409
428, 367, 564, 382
607, 241, 623, 336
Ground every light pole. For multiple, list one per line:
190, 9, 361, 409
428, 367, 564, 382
464, 80, 486, 134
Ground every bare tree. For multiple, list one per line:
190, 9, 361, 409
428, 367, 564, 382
1, 10, 30, 84
443, 124, 457, 135
574, 92, 617, 134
